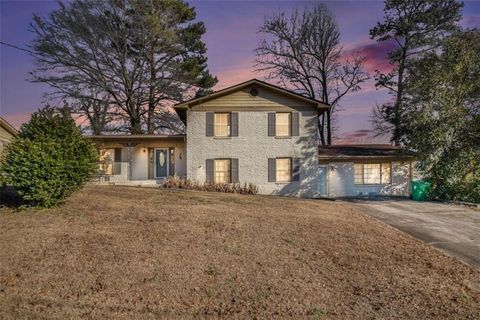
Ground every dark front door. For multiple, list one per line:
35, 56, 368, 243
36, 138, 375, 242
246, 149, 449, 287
155, 148, 169, 178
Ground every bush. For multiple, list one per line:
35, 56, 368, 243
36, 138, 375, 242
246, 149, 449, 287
0, 107, 98, 208
161, 176, 258, 195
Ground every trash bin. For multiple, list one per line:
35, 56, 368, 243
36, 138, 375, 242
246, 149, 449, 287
411, 180, 431, 201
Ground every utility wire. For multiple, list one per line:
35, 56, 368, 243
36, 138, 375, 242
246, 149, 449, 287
0, 41, 34, 54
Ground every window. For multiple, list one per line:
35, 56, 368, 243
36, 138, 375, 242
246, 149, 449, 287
214, 113, 230, 137
99, 149, 115, 175
214, 159, 231, 183
276, 112, 291, 137
354, 162, 391, 185
276, 158, 292, 182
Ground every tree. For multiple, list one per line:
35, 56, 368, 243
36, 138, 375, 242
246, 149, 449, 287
401, 30, 480, 202
0, 106, 99, 207
255, 3, 369, 145
29, 0, 217, 134
370, 0, 463, 145
71, 92, 112, 135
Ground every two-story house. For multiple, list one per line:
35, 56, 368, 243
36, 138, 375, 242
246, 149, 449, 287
90, 79, 415, 198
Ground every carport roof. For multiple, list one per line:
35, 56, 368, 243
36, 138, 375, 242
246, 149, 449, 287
318, 144, 415, 160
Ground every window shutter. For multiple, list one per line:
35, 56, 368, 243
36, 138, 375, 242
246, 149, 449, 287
148, 148, 154, 179
268, 158, 276, 182
231, 158, 239, 183
292, 158, 300, 181
206, 112, 214, 136
114, 148, 122, 161
206, 159, 214, 183
291, 112, 299, 136
231, 112, 238, 137
268, 112, 276, 136
114, 148, 122, 175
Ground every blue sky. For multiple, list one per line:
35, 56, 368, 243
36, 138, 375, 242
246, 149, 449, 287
1, 0, 479, 143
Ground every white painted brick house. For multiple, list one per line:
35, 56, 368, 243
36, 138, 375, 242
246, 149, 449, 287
90, 79, 415, 198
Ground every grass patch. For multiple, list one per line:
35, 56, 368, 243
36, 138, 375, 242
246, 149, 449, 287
0, 185, 479, 318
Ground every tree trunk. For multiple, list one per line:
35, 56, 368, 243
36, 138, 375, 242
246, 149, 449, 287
147, 50, 156, 134
318, 112, 326, 145
128, 100, 142, 134
393, 49, 407, 146
147, 102, 155, 134
326, 109, 332, 145
130, 117, 142, 134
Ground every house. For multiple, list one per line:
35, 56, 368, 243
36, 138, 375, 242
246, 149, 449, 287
89, 79, 415, 198
0, 116, 18, 156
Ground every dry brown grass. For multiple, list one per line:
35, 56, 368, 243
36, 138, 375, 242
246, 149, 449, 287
0, 186, 479, 319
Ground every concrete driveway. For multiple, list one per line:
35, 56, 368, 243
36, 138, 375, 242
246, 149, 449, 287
344, 199, 480, 271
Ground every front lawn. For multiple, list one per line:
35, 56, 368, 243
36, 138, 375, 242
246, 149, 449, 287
0, 186, 479, 319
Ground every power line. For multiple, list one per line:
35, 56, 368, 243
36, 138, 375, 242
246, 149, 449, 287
0, 41, 34, 54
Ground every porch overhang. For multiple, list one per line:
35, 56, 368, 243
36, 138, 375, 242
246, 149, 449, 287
86, 134, 186, 144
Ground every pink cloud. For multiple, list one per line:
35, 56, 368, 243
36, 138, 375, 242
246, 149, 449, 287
2, 111, 87, 130
343, 40, 396, 75
212, 59, 267, 89
336, 129, 389, 145
2, 112, 31, 129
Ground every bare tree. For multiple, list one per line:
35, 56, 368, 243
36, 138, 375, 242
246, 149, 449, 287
29, 0, 216, 135
73, 93, 113, 135
255, 3, 369, 145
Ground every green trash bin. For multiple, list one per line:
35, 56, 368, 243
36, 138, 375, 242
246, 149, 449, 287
411, 180, 431, 201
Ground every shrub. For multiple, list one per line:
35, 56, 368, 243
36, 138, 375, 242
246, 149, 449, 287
161, 176, 258, 195
0, 107, 98, 208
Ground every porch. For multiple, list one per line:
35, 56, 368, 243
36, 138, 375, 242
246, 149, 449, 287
88, 135, 186, 185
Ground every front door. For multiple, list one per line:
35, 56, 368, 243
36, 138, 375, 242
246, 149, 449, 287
319, 165, 327, 197
155, 148, 169, 178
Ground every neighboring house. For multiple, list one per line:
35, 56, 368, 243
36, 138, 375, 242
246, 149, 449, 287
89, 79, 415, 198
0, 116, 18, 156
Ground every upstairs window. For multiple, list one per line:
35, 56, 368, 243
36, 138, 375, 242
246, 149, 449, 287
354, 162, 391, 185
214, 113, 230, 137
275, 112, 291, 137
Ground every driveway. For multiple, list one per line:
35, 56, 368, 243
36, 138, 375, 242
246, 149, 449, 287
345, 199, 480, 271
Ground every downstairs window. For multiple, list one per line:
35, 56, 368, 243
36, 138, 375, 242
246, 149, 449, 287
354, 162, 391, 185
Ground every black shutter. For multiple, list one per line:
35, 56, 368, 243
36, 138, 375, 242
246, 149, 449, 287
231, 112, 238, 137
206, 159, 214, 184
291, 112, 299, 136
114, 148, 122, 175
268, 158, 276, 182
114, 148, 122, 161
292, 158, 300, 181
268, 112, 276, 136
231, 158, 239, 183
206, 112, 214, 136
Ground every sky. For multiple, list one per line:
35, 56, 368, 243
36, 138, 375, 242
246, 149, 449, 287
1, 0, 479, 143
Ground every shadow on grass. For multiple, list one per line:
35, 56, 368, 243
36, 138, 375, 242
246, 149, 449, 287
337, 196, 412, 203
0, 186, 24, 209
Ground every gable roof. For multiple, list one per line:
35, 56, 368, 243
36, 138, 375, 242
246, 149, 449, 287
318, 144, 416, 160
0, 116, 18, 137
174, 79, 330, 110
